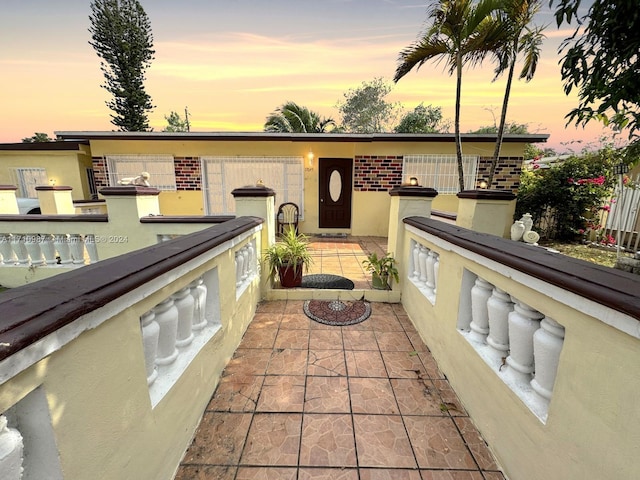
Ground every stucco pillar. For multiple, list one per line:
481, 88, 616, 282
35, 186, 75, 214
388, 186, 438, 292
231, 185, 276, 287
0, 186, 19, 214
456, 190, 517, 238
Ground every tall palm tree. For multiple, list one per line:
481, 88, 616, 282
394, 0, 504, 191
264, 102, 335, 133
487, 0, 545, 186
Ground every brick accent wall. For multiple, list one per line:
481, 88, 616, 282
477, 156, 523, 192
354, 155, 403, 192
174, 157, 201, 190
92, 157, 109, 189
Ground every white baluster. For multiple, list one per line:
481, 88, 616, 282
84, 234, 99, 264
235, 250, 244, 287
247, 242, 255, 276
10, 234, 29, 265
241, 245, 250, 280
0, 415, 24, 480
140, 310, 159, 386
68, 234, 85, 264
154, 298, 179, 366
418, 245, 428, 284
173, 287, 195, 348
39, 234, 57, 264
0, 234, 16, 264
426, 250, 437, 291
506, 300, 544, 384
486, 288, 514, 360
412, 241, 420, 280
190, 278, 207, 332
54, 234, 72, 264
433, 253, 439, 294
531, 317, 565, 402
468, 277, 493, 343
24, 234, 44, 265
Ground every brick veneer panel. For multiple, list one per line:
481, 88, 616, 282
174, 157, 202, 190
477, 156, 523, 192
92, 157, 109, 189
354, 155, 403, 192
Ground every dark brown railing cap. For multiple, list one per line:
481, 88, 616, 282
389, 186, 438, 198
99, 186, 161, 196
231, 185, 276, 197
35, 186, 73, 191
457, 189, 516, 201
0, 185, 18, 191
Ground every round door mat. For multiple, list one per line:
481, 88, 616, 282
303, 300, 371, 326
301, 274, 355, 290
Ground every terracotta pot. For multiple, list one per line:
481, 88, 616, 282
278, 262, 303, 287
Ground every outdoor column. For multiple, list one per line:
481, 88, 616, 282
0, 185, 19, 214
98, 186, 161, 258
456, 190, 517, 238
35, 186, 75, 214
387, 186, 438, 291
231, 185, 276, 290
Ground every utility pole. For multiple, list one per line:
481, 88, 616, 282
184, 106, 191, 132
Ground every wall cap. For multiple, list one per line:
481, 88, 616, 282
99, 186, 161, 196
457, 189, 516, 201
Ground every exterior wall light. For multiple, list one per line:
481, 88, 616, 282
478, 180, 488, 189
409, 176, 419, 186
307, 150, 314, 167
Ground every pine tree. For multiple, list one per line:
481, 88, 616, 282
89, 0, 155, 131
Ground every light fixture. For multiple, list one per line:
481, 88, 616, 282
478, 180, 488, 189
307, 150, 314, 167
49, 178, 56, 186
409, 176, 419, 186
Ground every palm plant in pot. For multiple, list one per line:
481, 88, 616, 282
264, 228, 313, 287
362, 252, 399, 290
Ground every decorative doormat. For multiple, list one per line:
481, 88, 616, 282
303, 300, 371, 326
301, 274, 355, 290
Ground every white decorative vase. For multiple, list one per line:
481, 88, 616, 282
511, 221, 525, 241
520, 213, 533, 234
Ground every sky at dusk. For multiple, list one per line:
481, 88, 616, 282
0, 0, 612, 151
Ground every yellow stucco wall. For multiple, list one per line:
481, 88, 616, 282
0, 147, 92, 199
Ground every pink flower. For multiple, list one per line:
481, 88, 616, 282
600, 204, 611, 212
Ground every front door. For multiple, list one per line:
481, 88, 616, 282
319, 158, 352, 229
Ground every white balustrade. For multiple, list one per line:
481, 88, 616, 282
468, 277, 494, 344
140, 311, 159, 386
85, 234, 99, 264
426, 250, 437, 290
506, 299, 545, 384
68, 234, 85, 264
412, 241, 420, 280
433, 254, 439, 294
54, 234, 72, 264
486, 288, 514, 359
154, 298, 179, 366
173, 287, 195, 348
235, 250, 244, 287
241, 246, 249, 281
408, 239, 440, 303
531, 316, 565, 402
235, 242, 257, 294
24, 234, 45, 266
10, 235, 28, 265
190, 278, 207, 332
418, 245, 428, 284
0, 234, 15, 264
39, 234, 57, 264
0, 415, 24, 480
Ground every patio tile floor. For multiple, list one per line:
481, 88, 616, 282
174, 236, 505, 480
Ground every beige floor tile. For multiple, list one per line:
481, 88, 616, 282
353, 414, 416, 468
207, 374, 263, 412
275, 329, 310, 349
391, 378, 445, 416
240, 413, 302, 466
360, 469, 422, 480
307, 349, 347, 376
304, 377, 350, 413
345, 350, 387, 378
266, 349, 308, 375
381, 351, 427, 378
349, 378, 399, 414
299, 414, 356, 466
298, 468, 359, 480
342, 330, 378, 350
256, 375, 305, 412
419, 471, 484, 480
235, 467, 297, 479
375, 331, 415, 351
309, 329, 343, 350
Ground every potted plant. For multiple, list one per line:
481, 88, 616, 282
264, 228, 313, 287
362, 252, 399, 290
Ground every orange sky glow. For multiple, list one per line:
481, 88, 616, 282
0, 0, 615, 152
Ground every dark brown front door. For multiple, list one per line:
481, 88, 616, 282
319, 158, 352, 229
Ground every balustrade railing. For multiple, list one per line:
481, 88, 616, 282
0, 233, 99, 266
408, 238, 439, 304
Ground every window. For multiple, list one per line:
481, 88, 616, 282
202, 156, 303, 216
106, 155, 176, 191
403, 154, 478, 193
12, 168, 47, 198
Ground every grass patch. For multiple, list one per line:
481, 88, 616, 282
539, 241, 618, 268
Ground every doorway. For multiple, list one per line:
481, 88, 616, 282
318, 158, 353, 229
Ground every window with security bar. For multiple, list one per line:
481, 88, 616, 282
12, 168, 48, 198
202, 156, 304, 217
106, 155, 176, 190
402, 154, 478, 193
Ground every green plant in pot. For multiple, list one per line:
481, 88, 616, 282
264, 228, 313, 287
362, 252, 399, 290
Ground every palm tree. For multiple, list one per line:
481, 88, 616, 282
264, 102, 335, 133
487, 0, 546, 186
394, 0, 504, 191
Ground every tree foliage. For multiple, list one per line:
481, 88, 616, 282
22, 132, 53, 143
89, 0, 155, 131
516, 145, 620, 240
394, 0, 504, 191
551, 0, 640, 153
394, 104, 450, 133
471, 122, 529, 134
163, 111, 190, 132
337, 78, 400, 133
264, 102, 335, 133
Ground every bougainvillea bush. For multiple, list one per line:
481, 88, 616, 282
515, 147, 620, 240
